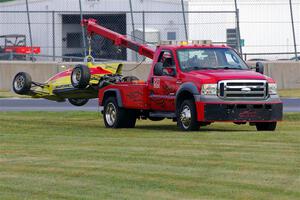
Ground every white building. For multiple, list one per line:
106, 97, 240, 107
0, 0, 188, 61
1, 0, 299, 60
189, 0, 300, 60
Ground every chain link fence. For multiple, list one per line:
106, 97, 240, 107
0, 0, 298, 62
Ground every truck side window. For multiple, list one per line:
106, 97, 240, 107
157, 51, 176, 76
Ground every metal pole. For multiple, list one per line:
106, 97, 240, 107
142, 11, 145, 44
129, 0, 138, 61
234, 0, 242, 55
79, 0, 87, 57
289, 0, 298, 61
52, 11, 55, 61
25, 0, 34, 61
129, 0, 136, 40
181, 0, 188, 41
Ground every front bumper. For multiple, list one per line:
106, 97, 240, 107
195, 95, 283, 122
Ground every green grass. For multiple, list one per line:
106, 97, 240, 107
279, 89, 300, 98
0, 90, 26, 98
0, 111, 300, 200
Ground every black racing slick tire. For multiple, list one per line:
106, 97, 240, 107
68, 98, 89, 106
12, 72, 32, 95
71, 64, 91, 88
103, 97, 136, 128
256, 122, 277, 131
177, 99, 200, 131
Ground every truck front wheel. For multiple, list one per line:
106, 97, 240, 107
177, 99, 200, 131
255, 122, 277, 131
103, 97, 136, 128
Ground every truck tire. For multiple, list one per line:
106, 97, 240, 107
71, 64, 90, 88
12, 72, 32, 95
255, 122, 277, 131
103, 97, 136, 128
177, 99, 199, 131
68, 98, 89, 106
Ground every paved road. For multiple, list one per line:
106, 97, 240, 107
0, 98, 101, 112
0, 98, 299, 112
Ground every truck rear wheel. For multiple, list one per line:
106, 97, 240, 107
12, 72, 32, 95
256, 122, 277, 131
177, 99, 199, 131
71, 64, 90, 88
103, 97, 136, 128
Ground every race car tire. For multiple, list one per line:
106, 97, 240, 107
177, 99, 200, 131
71, 64, 90, 88
68, 98, 89, 106
12, 72, 32, 95
256, 122, 277, 131
103, 97, 136, 128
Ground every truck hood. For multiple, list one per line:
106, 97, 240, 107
185, 69, 270, 83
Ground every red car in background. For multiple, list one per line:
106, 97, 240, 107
0, 34, 40, 60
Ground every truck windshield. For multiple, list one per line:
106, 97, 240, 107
177, 48, 248, 71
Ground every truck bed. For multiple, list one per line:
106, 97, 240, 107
98, 82, 149, 110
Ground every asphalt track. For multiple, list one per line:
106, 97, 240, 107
0, 98, 299, 112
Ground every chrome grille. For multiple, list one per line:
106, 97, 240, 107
218, 80, 268, 100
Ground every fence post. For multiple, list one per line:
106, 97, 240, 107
289, 0, 298, 61
52, 11, 55, 62
142, 11, 145, 44
129, 0, 138, 61
25, 0, 34, 61
181, 0, 188, 41
234, 0, 242, 55
79, 0, 87, 57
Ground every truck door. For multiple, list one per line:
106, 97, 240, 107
149, 50, 178, 111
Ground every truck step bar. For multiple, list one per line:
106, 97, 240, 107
149, 112, 176, 119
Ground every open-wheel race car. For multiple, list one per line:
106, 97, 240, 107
12, 56, 139, 106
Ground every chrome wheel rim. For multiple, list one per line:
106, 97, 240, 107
72, 68, 81, 84
105, 103, 117, 126
180, 105, 191, 129
14, 75, 25, 91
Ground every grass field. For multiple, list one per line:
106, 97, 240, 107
0, 112, 300, 200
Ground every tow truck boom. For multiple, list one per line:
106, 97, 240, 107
81, 18, 155, 59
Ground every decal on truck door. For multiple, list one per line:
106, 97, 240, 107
153, 78, 160, 89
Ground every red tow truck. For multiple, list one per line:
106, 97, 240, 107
81, 19, 283, 131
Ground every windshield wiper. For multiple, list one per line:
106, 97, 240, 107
187, 66, 218, 71
219, 66, 243, 70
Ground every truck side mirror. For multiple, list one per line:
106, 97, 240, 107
256, 62, 264, 74
154, 62, 164, 76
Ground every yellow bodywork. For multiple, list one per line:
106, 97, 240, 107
29, 61, 122, 101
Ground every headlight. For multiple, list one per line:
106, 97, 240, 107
201, 84, 217, 95
268, 83, 277, 95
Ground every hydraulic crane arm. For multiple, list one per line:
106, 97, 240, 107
81, 18, 155, 59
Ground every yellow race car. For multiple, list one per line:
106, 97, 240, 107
12, 57, 123, 106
